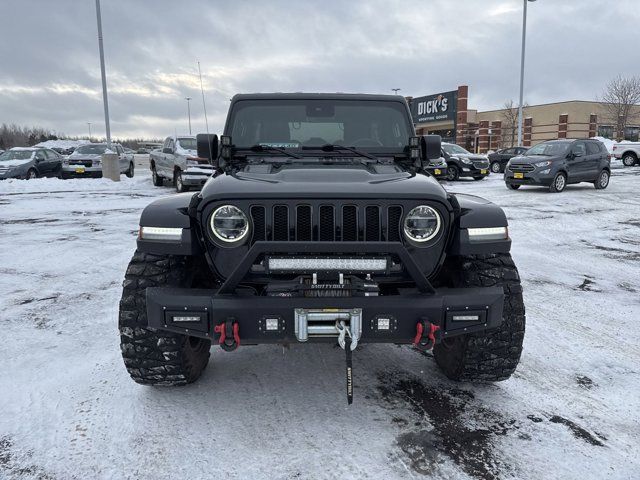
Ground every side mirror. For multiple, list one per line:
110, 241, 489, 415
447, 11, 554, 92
162, 147, 173, 154
197, 133, 219, 165
420, 135, 442, 161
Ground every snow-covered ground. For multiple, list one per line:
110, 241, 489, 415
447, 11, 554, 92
1, 168, 639, 480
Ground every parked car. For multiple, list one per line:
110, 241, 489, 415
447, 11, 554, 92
0, 147, 63, 180
488, 146, 529, 173
137, 148, 149, 154
120, 92, 525, 398
149, 135, 215, 192
504, 138, 610, 193
423, 156, 448, 180
441, 143, 490, 181
612, 142, 640, 166
62, 143, 134, 178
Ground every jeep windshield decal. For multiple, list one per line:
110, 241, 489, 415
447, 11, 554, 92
227, 99, 412, 159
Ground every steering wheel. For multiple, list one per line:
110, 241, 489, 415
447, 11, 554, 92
350, 138, 383, 147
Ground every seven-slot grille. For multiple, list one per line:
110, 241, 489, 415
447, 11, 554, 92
250, 204, 404, 243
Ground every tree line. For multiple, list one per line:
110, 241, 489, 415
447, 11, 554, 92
0, 124, 162, 151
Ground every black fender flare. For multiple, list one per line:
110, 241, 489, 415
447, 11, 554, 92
447, 193, 511, 255
137, 193, 203, 255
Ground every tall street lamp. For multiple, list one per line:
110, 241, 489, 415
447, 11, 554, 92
185, 97, 192, 135
87, 122, 92, 141
517, 0, 536, 147
391, 88, 401, 95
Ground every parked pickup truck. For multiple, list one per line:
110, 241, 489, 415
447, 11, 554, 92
612, 142, 640, 167
149, 136, 215, 192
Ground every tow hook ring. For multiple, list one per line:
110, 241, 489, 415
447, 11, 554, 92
214, 319, 240, 351
413, 318, 440, 351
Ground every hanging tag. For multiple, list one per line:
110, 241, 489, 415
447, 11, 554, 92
345, 336, 353, 405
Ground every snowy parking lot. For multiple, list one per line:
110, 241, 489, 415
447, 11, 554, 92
1, 167, 639, 479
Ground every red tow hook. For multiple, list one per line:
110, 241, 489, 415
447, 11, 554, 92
214, 319, 240, 351
413, 318, 440, 350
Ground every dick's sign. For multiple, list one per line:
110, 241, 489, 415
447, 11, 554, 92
410, 90, 457, 124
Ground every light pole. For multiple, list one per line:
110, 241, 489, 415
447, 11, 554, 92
185, 97, 192, 135
87, 122, 92, 141
517, 0, 536, 147
391, 88, 401, 95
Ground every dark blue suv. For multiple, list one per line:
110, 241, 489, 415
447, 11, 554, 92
504, 139, 611, 193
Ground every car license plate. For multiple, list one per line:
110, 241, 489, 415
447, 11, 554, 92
75, 167, 85, 174
514, 172, 524, 179
434, 169, 442, 175
480, 169, 487, 174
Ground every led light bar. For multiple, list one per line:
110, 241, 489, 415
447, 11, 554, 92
268, 257, 387, 272
139, 226, 183, 242
467, 226, 508, 242
172, 315, 201, 323
452, 314, 481, 322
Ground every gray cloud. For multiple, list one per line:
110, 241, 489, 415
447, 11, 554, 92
1, 0, 638, 138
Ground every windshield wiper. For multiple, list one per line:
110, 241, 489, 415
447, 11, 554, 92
240, 144, 302, 159
301, 144, 378, 160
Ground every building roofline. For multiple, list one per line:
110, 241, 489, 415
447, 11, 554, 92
477, 99, 619, 115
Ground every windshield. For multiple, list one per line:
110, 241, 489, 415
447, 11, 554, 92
227, 99, 412, 152
442, 144, 471, 155
0, 150, 34, 161
525, 141, 570, 156
75, 144, 108, 155
177, 138, 196, 150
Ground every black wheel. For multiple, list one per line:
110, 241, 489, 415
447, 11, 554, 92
433, 254, 525, 382
622, 153, 637, 167
446, 165, 459, 181
26, 168, 38, 180
119, 251, 211, 386
490, 162, 502, 173
594, 169, 610, 190
549, 172, 566, 193
174, 169, 188, 192
151, 166, 163, 186
506, 183, 520, 190
126, 162, 134, 178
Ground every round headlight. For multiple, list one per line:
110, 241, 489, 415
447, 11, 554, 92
209, 205, 249, 244
404, 206, 441, 243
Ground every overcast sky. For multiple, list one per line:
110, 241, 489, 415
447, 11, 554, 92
0, 0, 638, 139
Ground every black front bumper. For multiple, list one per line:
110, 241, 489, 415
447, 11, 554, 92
146, 285, 504, 345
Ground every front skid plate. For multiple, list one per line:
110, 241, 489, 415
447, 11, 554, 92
146, 287, 504, 344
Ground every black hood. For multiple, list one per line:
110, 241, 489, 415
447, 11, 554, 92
199, 163, 449, 202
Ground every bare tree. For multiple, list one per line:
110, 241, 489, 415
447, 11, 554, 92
600, 75, 640, 141
500, 100, 527, 148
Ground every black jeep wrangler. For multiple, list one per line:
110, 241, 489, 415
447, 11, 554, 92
119, 93, 525, 401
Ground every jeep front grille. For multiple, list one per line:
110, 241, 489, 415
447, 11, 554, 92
249, 204, 404, 243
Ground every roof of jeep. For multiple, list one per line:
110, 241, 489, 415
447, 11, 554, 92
230, 93, 406, 102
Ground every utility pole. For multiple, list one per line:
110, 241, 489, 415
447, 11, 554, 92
87, 122, 92, 141
185, 97, 192, 135
517, 0, 536, 146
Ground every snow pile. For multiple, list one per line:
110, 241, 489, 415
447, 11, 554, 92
0, 175, 152, 195
35, 139, 89, 149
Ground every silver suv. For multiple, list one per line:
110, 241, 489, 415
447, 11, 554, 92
62, 143, 134, 179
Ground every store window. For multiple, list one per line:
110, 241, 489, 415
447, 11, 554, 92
597, 125, 614, 139
624, 126, 639, 142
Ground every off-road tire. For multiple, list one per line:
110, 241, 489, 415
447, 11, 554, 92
446, 165, 459, 181
126, 162, 134, 178
151, 166, 163, 186
506, 183, 520, 190
433, 253, 525, 382
622, 153, 637, 167
119, 251, 211, 386
594, 169, 610, 190
549, 172, 566, 193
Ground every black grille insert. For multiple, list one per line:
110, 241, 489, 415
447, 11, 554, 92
273, 205, 289, 241
319, 206, 335, 241
296, 205, 312, 241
